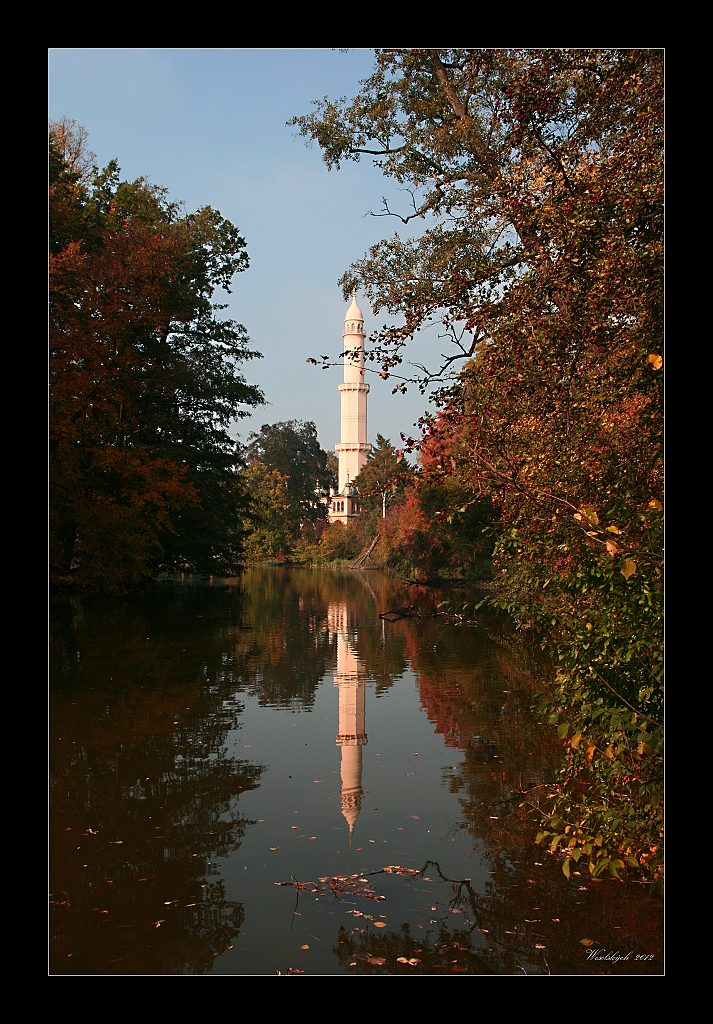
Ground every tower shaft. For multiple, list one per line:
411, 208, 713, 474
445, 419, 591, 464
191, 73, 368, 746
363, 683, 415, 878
336, 297, 371, 493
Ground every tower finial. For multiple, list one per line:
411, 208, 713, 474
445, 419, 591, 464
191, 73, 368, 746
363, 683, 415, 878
345, 294, 364, 323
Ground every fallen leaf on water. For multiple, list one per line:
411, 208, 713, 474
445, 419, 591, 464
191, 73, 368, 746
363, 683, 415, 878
452, 965, 467, 972
373, 922, 386, 928
580, 938, 594, 946
535, 943, 547, 949
269, 847, 278, 851
409, 815, 420, 819
397, 957, 410, 964
552, 918, 560, 923
300, 944, 309, 949
365, 956, 386, 966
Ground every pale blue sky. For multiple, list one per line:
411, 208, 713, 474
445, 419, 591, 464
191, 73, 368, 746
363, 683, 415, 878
49, 48, 444, 458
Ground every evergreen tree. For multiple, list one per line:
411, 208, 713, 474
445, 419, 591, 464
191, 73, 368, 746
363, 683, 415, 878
353, 435, 411, 520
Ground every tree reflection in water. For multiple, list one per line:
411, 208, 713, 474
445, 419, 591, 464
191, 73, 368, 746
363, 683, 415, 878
50, 569, 662, 975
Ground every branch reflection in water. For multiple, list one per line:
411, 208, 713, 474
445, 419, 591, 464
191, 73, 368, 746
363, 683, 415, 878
50, 567, 662, 975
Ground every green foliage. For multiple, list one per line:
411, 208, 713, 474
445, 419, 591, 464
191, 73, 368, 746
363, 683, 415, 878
415, 479, 496, 578
245, 420, 332, 526
241, 464, 295, 561
318, 520, 366, 563
533, 655, 663, 882
50, 122, 264, 591
239, 420, 334, 560
353, 434, 411, 523
294, 49, 663, 874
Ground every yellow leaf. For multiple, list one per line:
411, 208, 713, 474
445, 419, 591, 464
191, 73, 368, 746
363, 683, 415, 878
606, 525, 622, 534
647, 353, 663, 369
621, 558, 637, 579
649, 499, 662, 510
570, 733, 582, 749
300, 944, 309, 949
585, 745, 596, 762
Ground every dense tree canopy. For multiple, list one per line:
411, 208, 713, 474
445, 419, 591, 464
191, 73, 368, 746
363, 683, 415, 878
293, 49, 663, 879
245, 420, 333, 524
50, 123, 264, 591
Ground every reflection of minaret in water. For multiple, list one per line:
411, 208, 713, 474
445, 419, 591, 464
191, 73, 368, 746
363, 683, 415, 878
328, 603, 367, 842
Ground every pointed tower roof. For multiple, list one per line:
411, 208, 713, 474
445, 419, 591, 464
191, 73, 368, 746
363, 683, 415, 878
345, 294, 364, 322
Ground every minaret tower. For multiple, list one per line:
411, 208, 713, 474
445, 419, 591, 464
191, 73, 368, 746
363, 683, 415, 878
335, 296, 371, 494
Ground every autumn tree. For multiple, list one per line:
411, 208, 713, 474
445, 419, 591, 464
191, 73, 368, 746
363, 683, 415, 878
50, 123, 264, 591
318, 520, 366, 563
292, 50, 663, 879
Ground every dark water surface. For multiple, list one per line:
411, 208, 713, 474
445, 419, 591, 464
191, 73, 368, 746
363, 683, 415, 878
50, 567, 662, 975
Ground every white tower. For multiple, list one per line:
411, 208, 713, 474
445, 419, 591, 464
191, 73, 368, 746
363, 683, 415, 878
335, 296, 371, 495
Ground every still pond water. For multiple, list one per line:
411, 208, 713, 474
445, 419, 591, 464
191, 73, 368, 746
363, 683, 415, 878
50, 567, 662, 975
